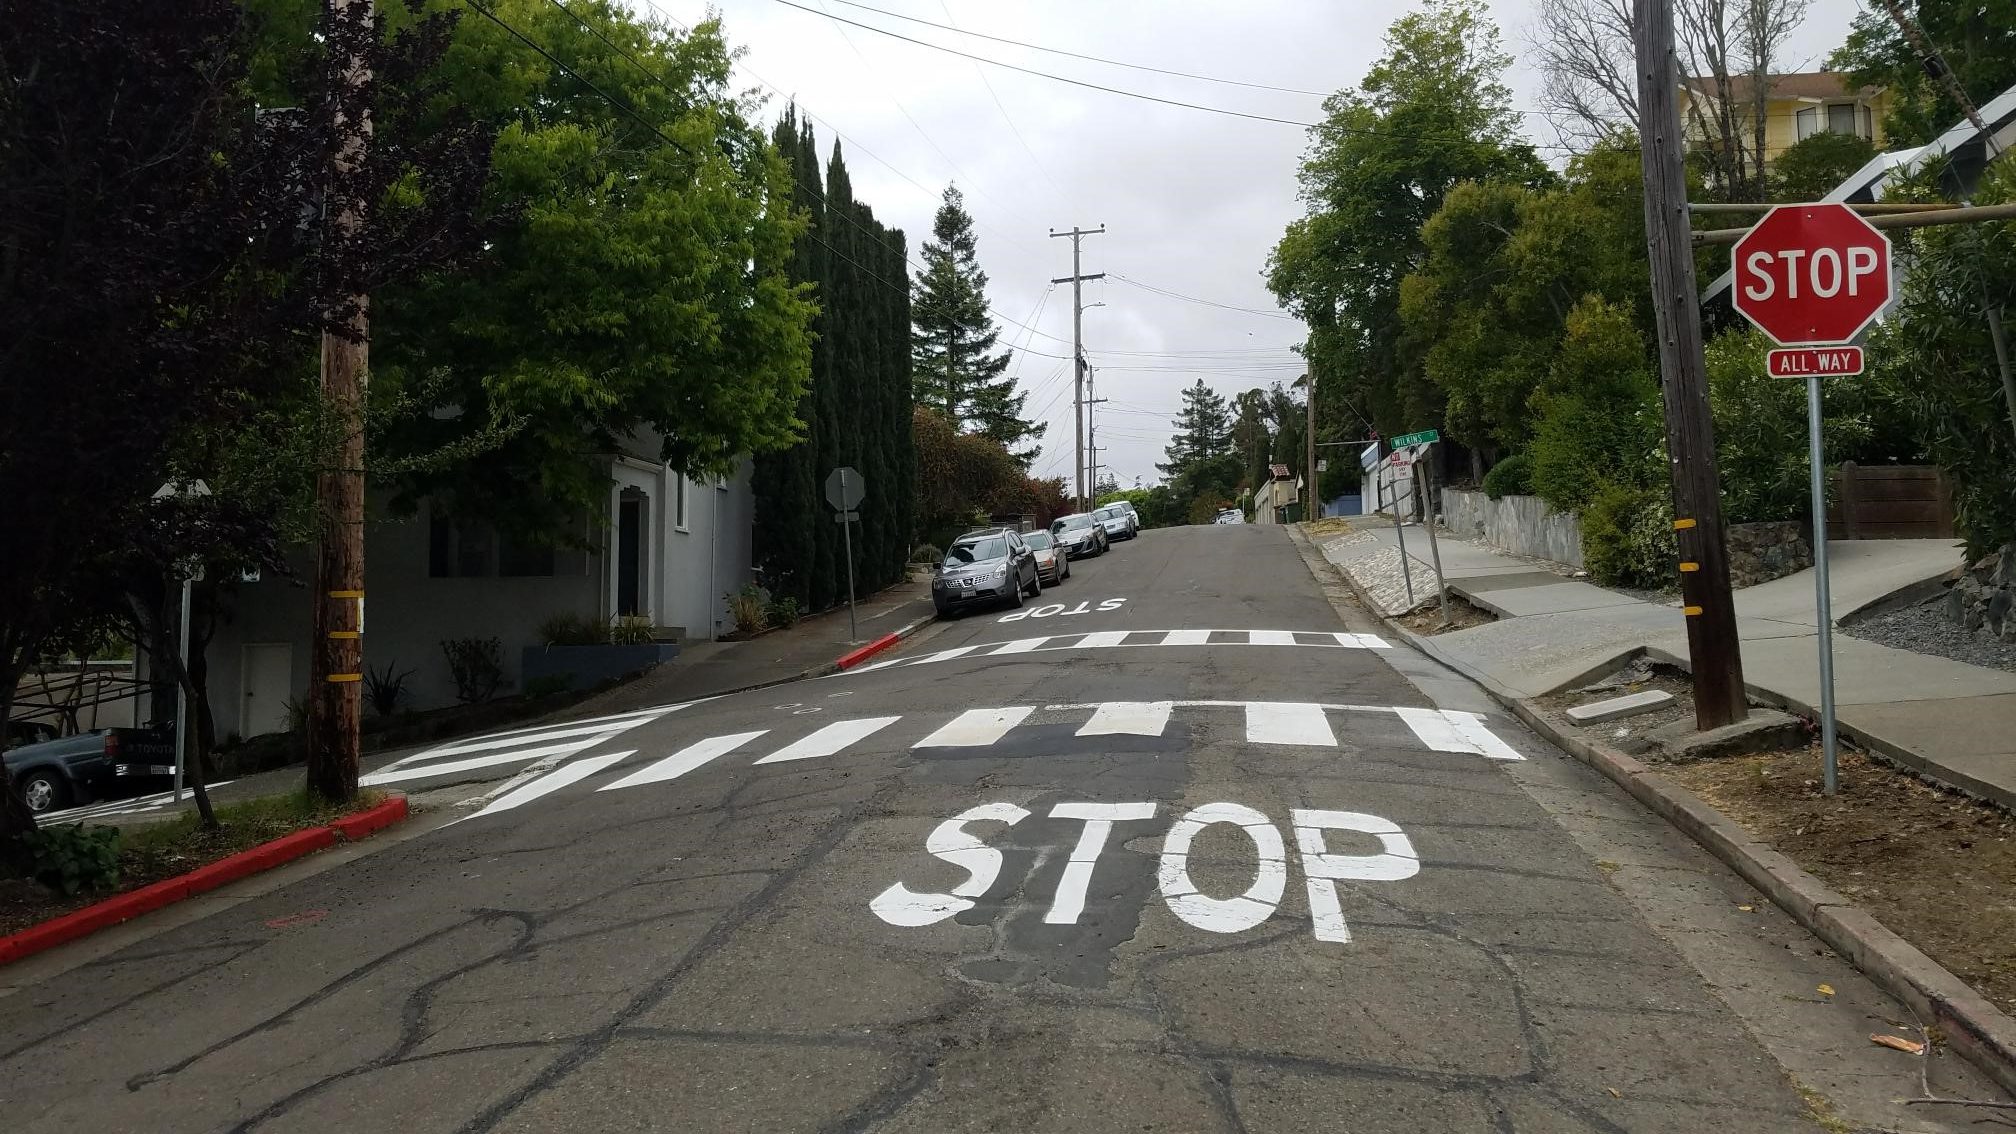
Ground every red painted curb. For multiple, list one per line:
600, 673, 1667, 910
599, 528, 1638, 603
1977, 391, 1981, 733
0, 795, 410, 968
836, 632, 901, 670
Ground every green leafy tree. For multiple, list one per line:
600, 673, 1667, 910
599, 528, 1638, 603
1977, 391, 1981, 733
1830, 1, 2016, 148
911, 187, 1042, 462
1769, 131, 1878, 202
1527, 299, 1664, 515
1268, 0, 1546, 445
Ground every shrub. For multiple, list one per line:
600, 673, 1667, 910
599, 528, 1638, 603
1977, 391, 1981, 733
1481, 454, 1532, 500
726, 582, 767, 634
1527, 299, 1665, 514
441, 637, 506, 703
27, 823, 121, 896
910, 543, 942, 565
363, 661, 414, 718
1582, 484, 1677, 590
765, 596, 802, 629
608, 614, 655, 646
1707, 327, 1880, 525
522, 673, 573, 700
538, 612, 605, 646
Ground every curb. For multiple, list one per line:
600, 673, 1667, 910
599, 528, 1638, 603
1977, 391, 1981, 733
830, 612, 938, 673
0, 794, 410, 967
1291, 522, 2016, 1096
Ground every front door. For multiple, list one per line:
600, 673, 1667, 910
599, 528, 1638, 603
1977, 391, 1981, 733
617, 495, 643, 617
240, 642, 292, 738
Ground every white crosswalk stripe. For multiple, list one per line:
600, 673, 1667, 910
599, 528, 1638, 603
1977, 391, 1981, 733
915, 707, 1035, 747
1396, 707, 1524, 761
601, 731, 768, 791
474, 750, 634, 817
1243, 702, 1338, 746
840, 629, 1391, 677
1076, 701, 1174, 737
754, 716, 902, 764
360, 704, 686, 787
38, 782, 238, 826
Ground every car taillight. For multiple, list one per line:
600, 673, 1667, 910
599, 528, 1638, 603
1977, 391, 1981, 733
104, 732, 119, 756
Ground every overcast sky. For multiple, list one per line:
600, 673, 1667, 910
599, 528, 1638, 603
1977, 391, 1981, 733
646, 0, 1863, 491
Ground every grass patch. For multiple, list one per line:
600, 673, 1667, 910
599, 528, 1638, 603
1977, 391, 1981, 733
0, 789, 386, 939
1301, 516, 1357, 538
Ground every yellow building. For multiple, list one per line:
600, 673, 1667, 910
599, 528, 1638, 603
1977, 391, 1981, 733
1678, 71, 1892, 169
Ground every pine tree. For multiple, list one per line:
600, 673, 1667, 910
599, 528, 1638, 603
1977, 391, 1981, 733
911, 186, 1042, 464
1158, 379, 1235, 480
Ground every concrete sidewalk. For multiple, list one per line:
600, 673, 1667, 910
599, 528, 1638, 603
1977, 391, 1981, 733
1319, 521, 2016, 809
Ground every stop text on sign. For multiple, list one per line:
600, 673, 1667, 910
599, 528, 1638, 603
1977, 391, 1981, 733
1731, 203, 1894, 347
1768, 346, 1864, 378
869, 799, 1419, 944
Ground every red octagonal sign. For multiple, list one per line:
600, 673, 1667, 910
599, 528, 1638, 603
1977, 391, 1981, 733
1732, 203, 1893, 346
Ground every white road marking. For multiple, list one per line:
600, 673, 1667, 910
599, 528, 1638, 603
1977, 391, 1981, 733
1244, 701, 1337, 746
473, 750, 633, 818
1292, 809, 1422, 943
362, 741, 605, 786
1159, 802, 1289, 934
870, 802, 1029, 926
844, 630, 1390, 675
414, 716, 668, 760
364, 703, 683, 785
753, 716, 901, 764
1045, 802, 1158, 924
915, 707, 1035, 748
1395, 708, 1524, 761
1076, 701, 1174, 737
600, 731, 768, 791
37, 782, 238, 825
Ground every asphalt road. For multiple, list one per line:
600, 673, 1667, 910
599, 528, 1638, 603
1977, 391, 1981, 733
0, 523, 2000, 1132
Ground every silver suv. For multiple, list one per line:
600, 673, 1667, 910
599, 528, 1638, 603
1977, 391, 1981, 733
1050, 513, 1109, 558
933, 529, 1043, 617
1093, 504, 1138, 541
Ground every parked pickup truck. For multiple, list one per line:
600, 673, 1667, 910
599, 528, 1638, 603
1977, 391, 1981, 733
4, 727, 176, 816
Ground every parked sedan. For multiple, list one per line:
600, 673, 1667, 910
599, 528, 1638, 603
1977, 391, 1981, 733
932, 529, 1043, 617
1093, 504, 1138, 541
1022, 530, 1071, 586
1050, 513, 1109, 558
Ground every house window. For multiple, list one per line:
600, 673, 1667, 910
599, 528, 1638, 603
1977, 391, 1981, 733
429, 503, 513, 578
674, 473, 689, 532
1827, 102, 1859, 136
1799, 102, 1870, 142
1796, 106, 1819, 141
498, 530, 555, 577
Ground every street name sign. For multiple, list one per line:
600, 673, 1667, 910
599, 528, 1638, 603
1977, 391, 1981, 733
1732, 204, 1892, 346
1388, 429, 1439, 449
1767, 346, 1864, 377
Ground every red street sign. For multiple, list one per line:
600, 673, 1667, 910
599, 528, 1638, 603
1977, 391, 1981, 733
1732, 204, 1892, 346
1767, 346, 1864, 377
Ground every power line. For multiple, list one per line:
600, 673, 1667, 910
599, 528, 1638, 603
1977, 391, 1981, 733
821, 0, 1331, 97
476, 1, 696, 157
937, 0, 1071, 204
1107, 274, 1300, 321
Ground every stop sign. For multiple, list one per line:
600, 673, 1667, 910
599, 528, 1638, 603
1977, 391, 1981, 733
1732, 204, 1892, 346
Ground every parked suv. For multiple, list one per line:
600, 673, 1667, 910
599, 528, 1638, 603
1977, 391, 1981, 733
933, 529, 1043, 617
1050, 513, 1109, 558
3, 726, 176, 815
1021, 530, 1071, 586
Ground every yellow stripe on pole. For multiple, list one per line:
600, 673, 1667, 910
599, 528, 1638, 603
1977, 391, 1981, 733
328, 631, 360, 639
327, 672, 363, 682
1678, 561, 1700, 572
1682, 605, 1704, 616
1672, 518, 1697, 531
328, 589, 364, 598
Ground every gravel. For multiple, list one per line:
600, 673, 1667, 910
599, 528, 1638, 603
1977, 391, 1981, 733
1842, 596, 2016, 673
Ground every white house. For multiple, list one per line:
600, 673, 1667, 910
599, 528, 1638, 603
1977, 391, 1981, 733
204, 447, 754, 739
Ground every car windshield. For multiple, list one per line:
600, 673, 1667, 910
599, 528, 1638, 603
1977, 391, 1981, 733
1056, 515, 1092, 531
1023, 532, 1053, 550
1095, 508, 1118, 519
944, 537, 1008, 565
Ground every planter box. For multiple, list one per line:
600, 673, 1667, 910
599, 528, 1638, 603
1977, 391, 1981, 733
520, 643, 680, 691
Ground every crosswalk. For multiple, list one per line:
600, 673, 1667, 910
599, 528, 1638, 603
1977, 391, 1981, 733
844, 629, 1390, 675
37, 781, 239, 826
359, 704, 688, 788
450, 700, 1524, 823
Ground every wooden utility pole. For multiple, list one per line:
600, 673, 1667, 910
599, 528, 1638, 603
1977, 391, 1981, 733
307, 0, 374, 802
1050, 224, 1104, 511
1634, 0, 1748, 729
1304, 372, 1318, 520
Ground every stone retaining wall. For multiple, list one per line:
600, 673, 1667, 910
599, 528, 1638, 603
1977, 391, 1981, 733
1948, 544, 2016, 641
1725, 521, 1812, 588
1442, 490, 1584, 569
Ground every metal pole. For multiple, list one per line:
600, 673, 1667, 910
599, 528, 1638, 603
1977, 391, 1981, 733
1305, 372, 1318, 520
1806, 375, 1839, 794
173, 574, 191, 804
1421, 445, 1450, 628
1388, 446, 1415, 607
841, 470, 858, 642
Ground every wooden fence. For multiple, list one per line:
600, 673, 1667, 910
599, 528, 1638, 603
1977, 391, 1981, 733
1827, 463, 1957, 539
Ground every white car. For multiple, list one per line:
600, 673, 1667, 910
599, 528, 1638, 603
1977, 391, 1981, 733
1214, 509, 1244, 525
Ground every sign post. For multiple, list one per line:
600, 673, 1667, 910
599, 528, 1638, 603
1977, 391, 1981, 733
1415, 443, 1450, 629
1384, 445, 1415, 607
824, 466, 866, 642
1732, 204, 1894, 796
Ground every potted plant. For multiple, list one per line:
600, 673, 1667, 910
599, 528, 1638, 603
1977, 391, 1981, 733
520, 612, 680, 692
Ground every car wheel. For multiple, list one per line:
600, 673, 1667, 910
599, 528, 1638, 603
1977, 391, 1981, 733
1027, 567, 1042, 598
1009, 578, 1025, 609
17, 769, 67, 815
